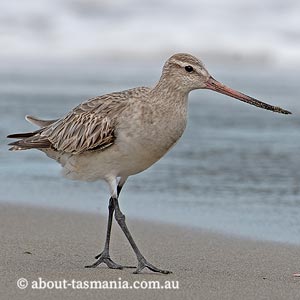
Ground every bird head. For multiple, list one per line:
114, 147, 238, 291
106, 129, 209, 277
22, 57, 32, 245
161, 53, 291, 114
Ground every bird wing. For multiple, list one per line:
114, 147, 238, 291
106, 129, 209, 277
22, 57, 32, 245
9, 88, 150, 154
41, 93, 130, 154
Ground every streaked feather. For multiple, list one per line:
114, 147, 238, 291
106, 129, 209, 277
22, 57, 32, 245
25, 115, 58, 128
8, 87, 150, 154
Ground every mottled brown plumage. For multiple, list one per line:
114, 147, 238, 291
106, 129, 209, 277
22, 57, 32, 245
9, 87, 150, 154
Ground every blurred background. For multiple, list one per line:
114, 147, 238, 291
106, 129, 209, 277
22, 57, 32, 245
1, 0, 300, 66
1, 0, 300, 244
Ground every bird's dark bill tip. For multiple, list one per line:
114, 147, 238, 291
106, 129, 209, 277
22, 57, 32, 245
205, 76, 292, 115
274, 107, 292, 115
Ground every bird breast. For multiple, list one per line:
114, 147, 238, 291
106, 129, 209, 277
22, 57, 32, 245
115, 97, 188, 170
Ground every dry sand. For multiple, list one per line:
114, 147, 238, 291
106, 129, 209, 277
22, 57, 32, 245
0, 203, 299, 300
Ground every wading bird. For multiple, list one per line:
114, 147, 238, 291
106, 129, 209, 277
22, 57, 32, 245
7, 53, 291, 274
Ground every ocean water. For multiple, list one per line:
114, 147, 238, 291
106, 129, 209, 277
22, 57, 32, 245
0, 61, 299, 245
1, 0, 300, 67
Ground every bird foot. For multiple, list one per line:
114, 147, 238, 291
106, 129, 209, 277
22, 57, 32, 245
133, 257, 172, 274
85, 251, 135, 269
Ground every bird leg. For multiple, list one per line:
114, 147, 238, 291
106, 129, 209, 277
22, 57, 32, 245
85, 184, 134, 269
112, 197, 171, 274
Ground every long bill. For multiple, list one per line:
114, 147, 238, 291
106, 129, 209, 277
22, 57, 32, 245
204, 76, 291, 115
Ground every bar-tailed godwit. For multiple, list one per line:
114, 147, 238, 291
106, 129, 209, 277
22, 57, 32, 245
7, 53, 291, 274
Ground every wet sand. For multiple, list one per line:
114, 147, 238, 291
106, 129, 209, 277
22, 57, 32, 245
1, 203, 299, 299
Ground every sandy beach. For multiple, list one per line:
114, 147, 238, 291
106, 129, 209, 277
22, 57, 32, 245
0, 203, 299, 300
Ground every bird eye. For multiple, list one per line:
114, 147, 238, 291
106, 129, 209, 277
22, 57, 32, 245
185, 65, 194, 73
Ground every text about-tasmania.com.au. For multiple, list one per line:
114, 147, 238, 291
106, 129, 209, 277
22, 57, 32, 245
17, 277, 180, 290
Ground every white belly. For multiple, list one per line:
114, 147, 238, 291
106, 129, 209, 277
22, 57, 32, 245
49, 121, 184, 182
58, 134, 179, 182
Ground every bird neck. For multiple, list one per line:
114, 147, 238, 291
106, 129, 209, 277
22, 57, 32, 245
151, 76, 189, 106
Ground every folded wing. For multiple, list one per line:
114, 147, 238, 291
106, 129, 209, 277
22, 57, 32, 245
8, 91, 134, 154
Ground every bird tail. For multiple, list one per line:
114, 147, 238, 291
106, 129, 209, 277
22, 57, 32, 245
7, 115, 55, 151
7, 130, 44, 151
25, 115, 58, 128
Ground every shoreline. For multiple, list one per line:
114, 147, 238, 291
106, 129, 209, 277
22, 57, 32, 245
2, 199, 300, 247
1, 203, 300, 299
